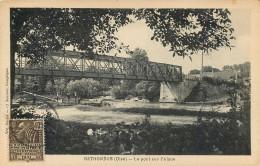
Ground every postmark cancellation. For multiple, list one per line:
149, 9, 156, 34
9, 119, 44, 161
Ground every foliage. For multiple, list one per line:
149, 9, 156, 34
11, 8, 133, 63
111, 80, 139, 99
189, 69, 200, 75
194, 83, 250, 154
202, 76, 232, 86
111, 78, 160, 101
202, 66, 220, 72
129, 47, 149, 61
135, 9, 235, 59
184, 82, 207, 102
23, 76, 43, 93
111, 80, 160, 101
222, 62, 250, 77
111, 86, 129, 99
15, 76, 50, 95
54, 78, 67, 95
184, 80, 229, 102
135, 81, 160, 101
45, 80, 55, 94
11, 9, 234, 63
67, 78, 102, 98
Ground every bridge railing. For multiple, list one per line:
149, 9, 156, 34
15, 50, 182, 82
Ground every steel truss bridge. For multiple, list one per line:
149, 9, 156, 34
15, 50, 182, 82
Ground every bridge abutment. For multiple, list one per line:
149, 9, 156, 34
159, 80, 198, 103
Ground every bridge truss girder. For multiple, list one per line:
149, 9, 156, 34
15, 50, 182, 82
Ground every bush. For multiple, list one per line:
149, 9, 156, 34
111, 80, 138, 99
135, 81, 160, 102
202, 76, 233, 86
45, 80, 55, 94
194, 83, 251, 154
67, 78, 102, 99
111, 86, 128, 99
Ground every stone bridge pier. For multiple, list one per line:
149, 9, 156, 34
159, 80, 198, 102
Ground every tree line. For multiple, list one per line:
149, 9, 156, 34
189, 61, 250, 77
16, 76, 160, 102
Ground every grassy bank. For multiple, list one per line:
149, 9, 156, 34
44, 114, 250, 155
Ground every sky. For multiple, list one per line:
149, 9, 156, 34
110, 9, 251, 74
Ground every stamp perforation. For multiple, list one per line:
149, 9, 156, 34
9, 118, 45, 162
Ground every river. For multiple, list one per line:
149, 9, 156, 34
33, 101, 230, 125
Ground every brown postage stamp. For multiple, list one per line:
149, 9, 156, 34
9, 119, 44, 161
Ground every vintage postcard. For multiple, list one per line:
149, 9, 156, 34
0, 0, 260, 165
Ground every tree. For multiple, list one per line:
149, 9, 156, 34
11, 9, 133, 62
11, 8, 234, 63
222, 62, 250, 77
111, 86, 128, 99
24, 76, 40, 93
111, 80, 138, 99
189, 69, 201, 75
202, 66, 220, 72
45, 80, 55, 94
11, 8, 234, 62
135, 9, 235, 60
135, 81, 160, 101
129, 47, 149, 61
97, 79, 112, 92
54, 78, 67, 95
67, 78, 102, 99
241, 62, 250, 77
222, 65, 233, 72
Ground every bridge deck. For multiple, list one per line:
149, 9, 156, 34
15, 50, 182, 82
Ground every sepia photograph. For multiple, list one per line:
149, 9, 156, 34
1, 0, 260, 165
9, 7, 251, 156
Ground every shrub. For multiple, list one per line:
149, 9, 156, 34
67, 78, 102, 99
111, 86, 128, 99
135, 81, 160, 102
194, 83, 251, 154
45, 80, 55, 94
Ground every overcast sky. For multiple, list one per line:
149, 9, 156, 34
112, 9, 251, 74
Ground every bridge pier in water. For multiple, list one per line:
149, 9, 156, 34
159, 80, 198, 103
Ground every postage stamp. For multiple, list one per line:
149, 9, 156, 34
9, 119, 44, 161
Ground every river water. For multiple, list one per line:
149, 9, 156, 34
110, 100, 230, 112
35, 107, 197, 125
33, 101, 230, 125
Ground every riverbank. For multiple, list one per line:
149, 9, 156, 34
28, 99, 231, 125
